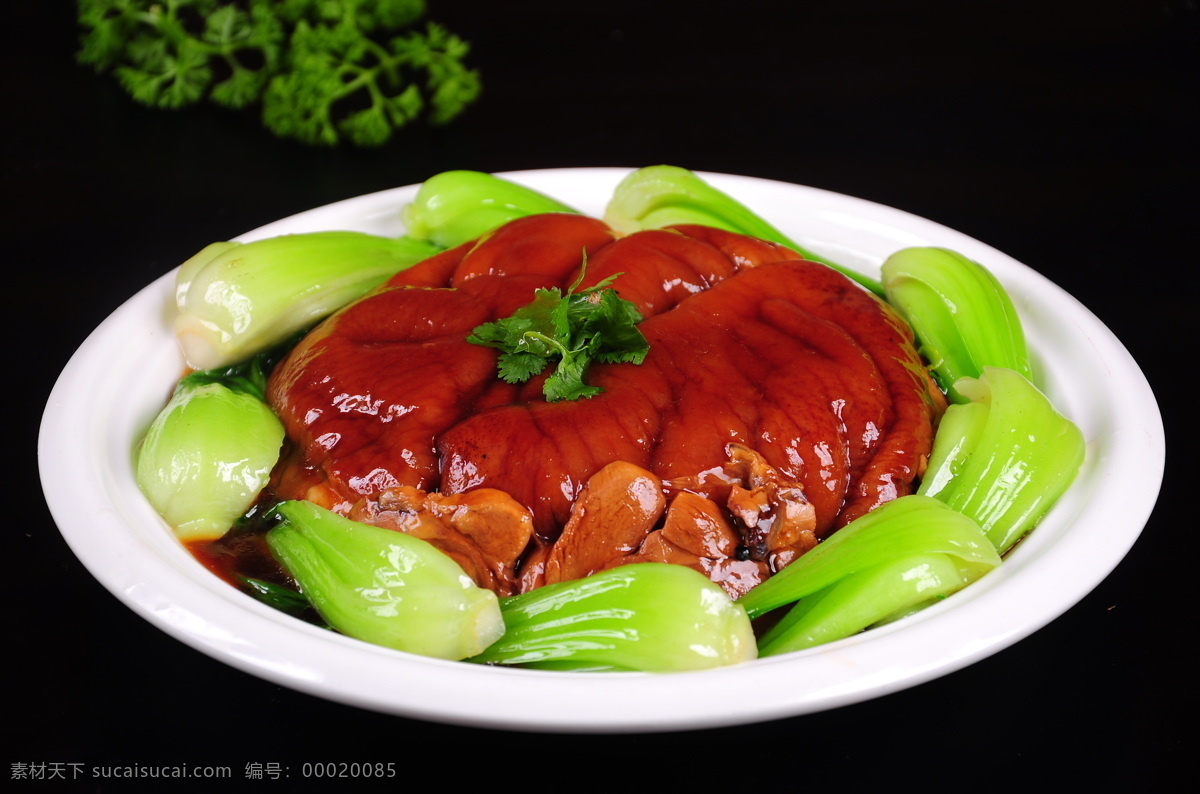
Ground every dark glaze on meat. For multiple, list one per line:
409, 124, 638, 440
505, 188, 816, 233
266, 213, 936, 587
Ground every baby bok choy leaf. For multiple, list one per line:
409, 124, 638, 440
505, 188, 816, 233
882, 246, 1032, 403
175, 231, 439, 370
918, 367, 1086, 555
266, 501, 504, 661
468, 563, 756, 672
603, 165, 883, 294
136, 370, 284, 541
401, 170, 579, 249
736, 496, 1000, 656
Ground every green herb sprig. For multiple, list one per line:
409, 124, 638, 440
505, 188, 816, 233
75, 0, 480, 147
467, 270, 649, 402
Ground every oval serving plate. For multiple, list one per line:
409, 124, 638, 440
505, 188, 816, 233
38, 168, 1164, 732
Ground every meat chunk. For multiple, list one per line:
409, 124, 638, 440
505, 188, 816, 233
620, 447, 819, 598
540, 461, 666, 587
659, 490, 741, 559
622, 490, 771, 599
346, 486, 534, 596
722, 444, 818, 567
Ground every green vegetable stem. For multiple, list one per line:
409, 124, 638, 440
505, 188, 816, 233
75, 0, 480, 147
918, 367, 1086, 555
401, 171, 580, 249
174, 231, 438, 370
604, 165, 884, 294
468, 563, 757, 672
882, 246, 1032, 403
737, 496, 1001, 656
136, 370, 285, 541
266, 501, 505, 661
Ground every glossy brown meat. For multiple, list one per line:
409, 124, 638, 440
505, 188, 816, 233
622, 488, 769, 599
266, 214, 935, 560
610, 449, 820, 598
542, 461, 667, 586
345, 485, 533, 596
267, 213, 619, 514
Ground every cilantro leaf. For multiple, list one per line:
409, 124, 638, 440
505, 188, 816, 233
497, 350, 550, 384
467, 271, 650, 402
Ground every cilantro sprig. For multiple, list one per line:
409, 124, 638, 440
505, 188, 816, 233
467, 272, 649, 402
75, 0, 480, 147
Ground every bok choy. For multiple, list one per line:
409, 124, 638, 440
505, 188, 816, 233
175, 231, 439, 370
468, 563, 756, 672
603, 165, 883, 294
400, 169, 579, 249
737, 496, 1001, 656
918, 367, 1086, 555
881, 246, 1032, 403
266, 500, 505, 661
136, 367, 284, 541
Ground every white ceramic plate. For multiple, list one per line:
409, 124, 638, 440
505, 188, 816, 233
38, 168, 1164, 732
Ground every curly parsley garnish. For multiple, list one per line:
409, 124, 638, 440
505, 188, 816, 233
75, 0, 480, 148
467, 272, 649, 402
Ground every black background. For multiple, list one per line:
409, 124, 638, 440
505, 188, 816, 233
7, 1, 1195, 790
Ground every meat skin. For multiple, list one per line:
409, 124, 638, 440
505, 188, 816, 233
266, 214, 936, 592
